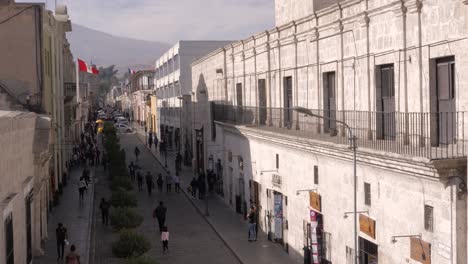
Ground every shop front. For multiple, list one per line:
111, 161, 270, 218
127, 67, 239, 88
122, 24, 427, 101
266, 174, 288, 252
359, 214, 378, 264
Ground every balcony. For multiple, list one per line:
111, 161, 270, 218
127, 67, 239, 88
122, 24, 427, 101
213, 105, 466, 160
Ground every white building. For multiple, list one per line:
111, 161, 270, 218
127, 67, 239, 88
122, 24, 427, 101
191, 0, 468, 263
154, 41, 232, 160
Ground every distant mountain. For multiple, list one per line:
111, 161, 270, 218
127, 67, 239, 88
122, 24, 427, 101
67, 24, 170, 76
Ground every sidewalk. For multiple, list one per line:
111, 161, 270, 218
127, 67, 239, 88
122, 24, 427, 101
136, 129, 298, 264
34, 166, 95, 263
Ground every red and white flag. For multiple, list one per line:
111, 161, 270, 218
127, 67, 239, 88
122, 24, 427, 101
77, 58, 99, 75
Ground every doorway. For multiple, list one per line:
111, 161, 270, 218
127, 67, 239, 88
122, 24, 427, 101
258, 79, 267, 125
435, 57, 456, 145
376, 64, 395, 140
283, 77, 293, 128
359, 237, 378, 264
273, 191, 284, 244
26, 194, 33, 263
323, 72, 336, 135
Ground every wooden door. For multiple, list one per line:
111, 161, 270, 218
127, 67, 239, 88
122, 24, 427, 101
323, 72, 336, 134
283, 77, 293, 128
376, 65, 396, 140
258, 79, 267, 125
436, 57, 456, 145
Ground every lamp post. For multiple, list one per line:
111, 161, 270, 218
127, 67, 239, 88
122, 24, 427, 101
293, 106, 358, 264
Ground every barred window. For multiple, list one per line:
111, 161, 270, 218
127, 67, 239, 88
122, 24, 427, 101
424, 205, 434, 232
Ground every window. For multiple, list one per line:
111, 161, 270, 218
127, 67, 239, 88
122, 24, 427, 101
276, 154, 279, 169
424, 205, 434, 232
228, 151, 232, 162
174, 54, 180, 70
5, 214, 14, 264
314, 166, 319, 185
364, 182, 371, 206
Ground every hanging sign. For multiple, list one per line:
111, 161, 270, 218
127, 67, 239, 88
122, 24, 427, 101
411, 238, 431, 264
359, 214, 376, 239
309, 191, 321, 212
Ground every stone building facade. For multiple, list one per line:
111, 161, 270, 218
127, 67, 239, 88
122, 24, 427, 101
192, 0, 468, 263
0, 111, 52, 264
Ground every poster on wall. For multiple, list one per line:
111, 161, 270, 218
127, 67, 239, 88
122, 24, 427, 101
274, 194, 283, 239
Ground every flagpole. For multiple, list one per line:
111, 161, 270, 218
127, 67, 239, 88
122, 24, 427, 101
76, 59, 81, 138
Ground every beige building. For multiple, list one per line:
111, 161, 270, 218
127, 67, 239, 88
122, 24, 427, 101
0, 111, 52, 263
0, 1, 75, 263
192, 0, 468, 263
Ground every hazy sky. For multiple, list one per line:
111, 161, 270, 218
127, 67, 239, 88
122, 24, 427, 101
19, 0, 275, 43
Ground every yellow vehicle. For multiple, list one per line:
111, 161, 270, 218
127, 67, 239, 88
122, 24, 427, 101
96, 119, 104, 133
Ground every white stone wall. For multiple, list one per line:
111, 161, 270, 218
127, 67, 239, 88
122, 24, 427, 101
192, 0, 468, 262
0, 112, 51, 263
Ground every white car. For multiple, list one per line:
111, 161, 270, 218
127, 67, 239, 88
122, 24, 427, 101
115, 123, 132, 133
115, 117, 129, 125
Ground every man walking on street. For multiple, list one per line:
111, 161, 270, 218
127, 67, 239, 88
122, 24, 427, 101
145, 171, 154, 197
190, 177, 198, 198
174, 172, 180, 193
157, 173, 164, 192
153, 201, 167, 232
99, 198, 111, 226
56, 223, 68, 260
137, 170, 143, 191
166, 172, 173, 192
134, 146, 140, 161
247, 205, 257, 242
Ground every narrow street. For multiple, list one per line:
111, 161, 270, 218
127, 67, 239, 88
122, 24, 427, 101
89, 133, 240, 264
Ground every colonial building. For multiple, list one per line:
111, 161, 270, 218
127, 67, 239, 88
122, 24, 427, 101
0, 111, 52, 263
192, 0, 468, 263
128, 70, 154, 125
154, 41, 232, 163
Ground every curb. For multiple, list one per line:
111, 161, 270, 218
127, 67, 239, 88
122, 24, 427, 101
135, 133, 245, 264
85, 168, 96, 264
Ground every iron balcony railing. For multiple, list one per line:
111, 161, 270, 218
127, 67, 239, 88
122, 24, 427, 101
213, 104, 466, 160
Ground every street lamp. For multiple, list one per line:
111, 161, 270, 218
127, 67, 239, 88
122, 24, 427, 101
293, 106, 358, 264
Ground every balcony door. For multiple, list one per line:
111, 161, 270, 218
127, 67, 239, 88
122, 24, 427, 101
258, 79, 267, 125
323, 72, 336, 134
436, 57, 456, 145
283, 77, 293, 128
376, 64, 396, 140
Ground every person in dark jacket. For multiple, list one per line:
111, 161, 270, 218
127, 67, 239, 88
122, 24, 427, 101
99, 198, 111, 225
156, 173, 164, 192
153, 201, 167, 232
190, 177, 198, 198
145, 171, 154, 197
56, 223, 68, 260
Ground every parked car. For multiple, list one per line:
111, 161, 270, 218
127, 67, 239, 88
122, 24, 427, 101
115, 123, 132, 133
115, 116, 129, 125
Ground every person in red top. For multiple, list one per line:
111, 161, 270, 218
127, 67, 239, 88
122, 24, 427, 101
65, 245, 81, 264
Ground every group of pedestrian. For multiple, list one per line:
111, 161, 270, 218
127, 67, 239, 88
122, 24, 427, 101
189, 173, 206, 199
56, 223, 81, 263
147, 129, 159, 149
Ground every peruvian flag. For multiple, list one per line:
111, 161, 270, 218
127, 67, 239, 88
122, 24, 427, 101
78, 58, 99, 75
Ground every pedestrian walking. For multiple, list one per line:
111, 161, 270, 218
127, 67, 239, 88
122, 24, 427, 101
190, 177, 198, 198
154, 136, 159, 149
95, 148, 100, 165
137, 170, 143, 191
128, 162, 136, 181
134, 146, 140, 161
78, 177, 87, 201
161, 226, 170, 252
145, 171, 154, 197
247, 205, 257, 241
166, 172, 173, 192
156, 173, 164, 192
65, 244, 81, 264
56, 223, 68, 260
174, 173, 180, 193
148, 133, 153, 148
153, 201, 167, 232
99, 198, 111, 226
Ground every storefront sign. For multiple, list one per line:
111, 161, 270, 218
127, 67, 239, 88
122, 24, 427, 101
309, 191, 321, 212
411, 238, 431, 264
359, 214, 376, 239
274, 194, 283, 239
272, 174, 282, 188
